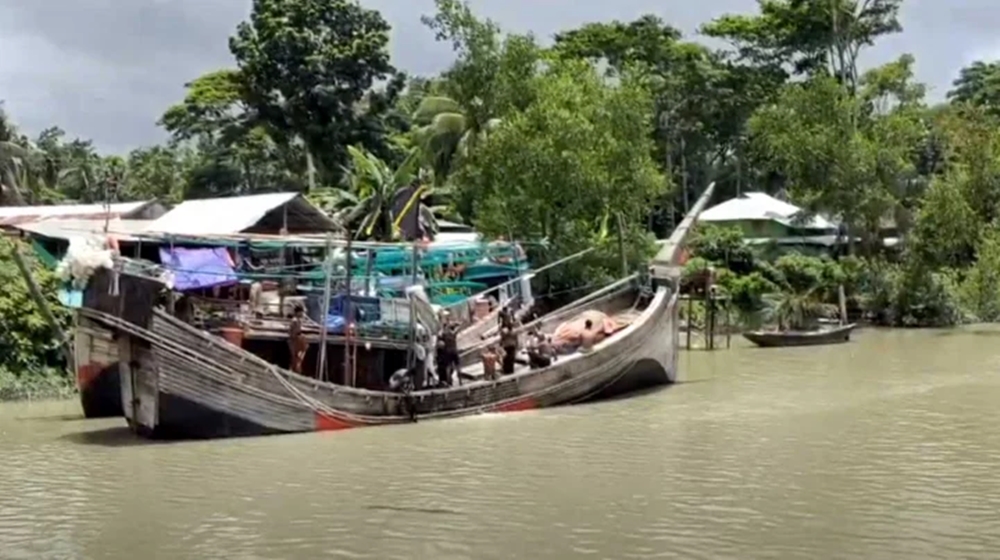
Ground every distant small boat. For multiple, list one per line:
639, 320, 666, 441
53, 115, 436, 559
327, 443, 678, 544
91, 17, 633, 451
742, 323, 857, 348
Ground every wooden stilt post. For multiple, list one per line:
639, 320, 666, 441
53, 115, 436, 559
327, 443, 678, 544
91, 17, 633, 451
686, 294, 693, 350
316, 234, 333, 381
344, 232, 354, 386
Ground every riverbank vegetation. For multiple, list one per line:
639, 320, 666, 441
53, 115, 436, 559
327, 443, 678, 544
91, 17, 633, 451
4, 0, 1000, 390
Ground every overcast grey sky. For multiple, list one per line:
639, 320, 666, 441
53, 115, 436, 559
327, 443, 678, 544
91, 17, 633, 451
0, 0, 997, 154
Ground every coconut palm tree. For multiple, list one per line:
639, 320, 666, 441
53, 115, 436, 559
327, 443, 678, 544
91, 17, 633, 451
310, 145, 442, 241
411, 95, 501, 184
0, 108, 32, 206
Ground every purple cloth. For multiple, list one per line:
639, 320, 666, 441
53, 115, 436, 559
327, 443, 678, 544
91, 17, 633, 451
159, 247, 238, 291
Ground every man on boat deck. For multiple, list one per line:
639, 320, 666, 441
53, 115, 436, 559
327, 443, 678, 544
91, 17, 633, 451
439, 321, 461, 386
500, 324, 519, 375
528, 331, 553, 369
288, 305, 308, 374
579, 319, 597, 353
481, 345, 501, 381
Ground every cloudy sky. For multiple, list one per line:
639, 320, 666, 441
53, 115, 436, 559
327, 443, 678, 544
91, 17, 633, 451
0, 0, 997, 154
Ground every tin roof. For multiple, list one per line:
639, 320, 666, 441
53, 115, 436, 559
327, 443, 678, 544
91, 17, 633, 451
0, 200, 158, 227
146, 192, 337, 235
699, 192, 835, 230
12, 219, 153, 241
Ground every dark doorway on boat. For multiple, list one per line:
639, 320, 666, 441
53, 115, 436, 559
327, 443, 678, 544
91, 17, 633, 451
240, 337, 408, 390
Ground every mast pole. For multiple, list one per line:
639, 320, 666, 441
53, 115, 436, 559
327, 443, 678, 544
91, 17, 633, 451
343, 231, 354, 386
407, 240, 419, 368
316, 233, 333, 380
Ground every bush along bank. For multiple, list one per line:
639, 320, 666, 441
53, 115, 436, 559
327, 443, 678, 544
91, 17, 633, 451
682, 225, 984, 331
0, 238, 74, 401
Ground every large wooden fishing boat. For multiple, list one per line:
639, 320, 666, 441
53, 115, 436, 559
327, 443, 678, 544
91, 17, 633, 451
65, 186, 713, 439
68, 235, 531, 418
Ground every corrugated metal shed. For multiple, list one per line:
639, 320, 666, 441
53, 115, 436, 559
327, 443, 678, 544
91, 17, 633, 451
0, 200, 162, 227
145, 192, 337, 236
13, 219, 153, 241
699, 192, 834, 230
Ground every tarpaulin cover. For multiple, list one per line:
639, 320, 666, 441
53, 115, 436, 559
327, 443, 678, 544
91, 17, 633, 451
159, 247, 237, 291
550, 310, 623, 353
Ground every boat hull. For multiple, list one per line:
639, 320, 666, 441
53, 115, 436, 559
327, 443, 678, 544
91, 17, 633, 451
90, 284, 679, 440
742, 324, 857, 348
74, 318, 124, 418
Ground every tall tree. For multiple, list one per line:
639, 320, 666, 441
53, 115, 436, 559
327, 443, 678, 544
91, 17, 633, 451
749, 56, 925, 252
0, 105, 33, 205
702, 0, 903, 93
458, 60, 666, 289
229, 0, 402, 187
417, 0, 539, 189
948, 61, 1000, 117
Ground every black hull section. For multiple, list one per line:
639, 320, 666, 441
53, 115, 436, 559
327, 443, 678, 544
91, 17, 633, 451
142, 393, 287, 440
584, 357, 673, 402
80, 364, 123, 418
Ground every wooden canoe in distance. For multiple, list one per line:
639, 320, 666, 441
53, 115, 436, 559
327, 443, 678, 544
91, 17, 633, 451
742, 323, 857, 348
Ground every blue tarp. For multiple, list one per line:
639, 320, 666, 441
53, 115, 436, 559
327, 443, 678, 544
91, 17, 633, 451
159, 247, 238, 291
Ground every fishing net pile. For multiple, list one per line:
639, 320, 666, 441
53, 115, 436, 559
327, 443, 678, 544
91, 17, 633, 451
55, 236, 115, 289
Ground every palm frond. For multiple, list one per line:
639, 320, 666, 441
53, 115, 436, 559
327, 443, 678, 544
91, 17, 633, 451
412, 96, 464, 125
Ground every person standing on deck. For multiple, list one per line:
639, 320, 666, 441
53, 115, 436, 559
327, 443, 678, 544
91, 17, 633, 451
482, 345, 501, 381
439, 321, 461, 386
500, 325, 519, 375
579, 319, 597, 353
528, 331, 553, 369
288, 305, 308, 374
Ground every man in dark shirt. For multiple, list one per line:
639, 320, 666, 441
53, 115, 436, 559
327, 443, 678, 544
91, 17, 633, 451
439, 322, 461, 386
500, 325, 518, 375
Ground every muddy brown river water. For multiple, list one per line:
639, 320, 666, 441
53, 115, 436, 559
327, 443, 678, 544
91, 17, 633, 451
3, 326, 1000, 559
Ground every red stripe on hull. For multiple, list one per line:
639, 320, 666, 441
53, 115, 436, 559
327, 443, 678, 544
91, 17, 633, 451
76, 362, 106, 391
493, 397, 539, 413
314, 412, 357, 431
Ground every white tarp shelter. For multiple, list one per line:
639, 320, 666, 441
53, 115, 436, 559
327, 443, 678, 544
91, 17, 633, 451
146, 192, 337, 236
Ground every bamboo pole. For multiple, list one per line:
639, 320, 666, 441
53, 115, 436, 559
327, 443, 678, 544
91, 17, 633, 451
344, 232, 354, 386
408, 241, 419, 369
10, 242, 74, 370
686, 294, 693, 350
616, 212, 627, 278
315, 234, 333, 381
838, 284, 848, 325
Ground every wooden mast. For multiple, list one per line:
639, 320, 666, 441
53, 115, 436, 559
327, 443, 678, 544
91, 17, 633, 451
343, 231, 354, 386
315, 234, 333, 381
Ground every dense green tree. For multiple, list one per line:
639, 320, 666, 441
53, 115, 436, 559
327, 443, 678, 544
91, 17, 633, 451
748, 57, 925, 252
702, 0, 903, 92
0, 238, 70, 383
417, 0, 540, 191
229, 0, 403, 186
948, 61, 1000, 116
458, 60, 666, 290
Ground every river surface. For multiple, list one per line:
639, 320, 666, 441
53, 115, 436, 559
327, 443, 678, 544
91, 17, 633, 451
3, 327, 1000, 559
